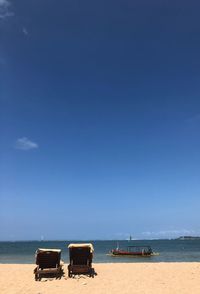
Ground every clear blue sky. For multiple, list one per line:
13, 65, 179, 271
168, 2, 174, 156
1, 0, 200, 241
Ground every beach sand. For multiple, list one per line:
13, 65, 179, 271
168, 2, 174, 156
1, 263, 200, 294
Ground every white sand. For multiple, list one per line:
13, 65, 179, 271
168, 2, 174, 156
1, 263, 200, 294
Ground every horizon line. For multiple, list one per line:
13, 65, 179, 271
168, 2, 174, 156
0, 237, 187, 242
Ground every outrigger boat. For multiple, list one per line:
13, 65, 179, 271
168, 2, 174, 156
110, 245, 154, 257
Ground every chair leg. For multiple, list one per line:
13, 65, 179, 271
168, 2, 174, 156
91, 268, 94, 278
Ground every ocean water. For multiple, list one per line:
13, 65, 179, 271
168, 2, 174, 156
0, 240, 200, 264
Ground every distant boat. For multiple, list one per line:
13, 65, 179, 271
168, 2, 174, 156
40, 235, 44, 242
110, 245, 156, 257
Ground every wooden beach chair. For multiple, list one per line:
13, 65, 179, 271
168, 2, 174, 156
68, 243, 95, 277
34, 248, 63, 281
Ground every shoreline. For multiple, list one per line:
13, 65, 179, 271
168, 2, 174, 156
1, 263, 200, 293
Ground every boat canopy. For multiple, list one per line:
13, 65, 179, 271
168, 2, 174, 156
68, 243, 94, 253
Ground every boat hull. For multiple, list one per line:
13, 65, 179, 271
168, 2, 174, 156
111, 251, 152, 257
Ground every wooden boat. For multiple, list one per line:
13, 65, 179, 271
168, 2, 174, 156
110, 245, 154, 257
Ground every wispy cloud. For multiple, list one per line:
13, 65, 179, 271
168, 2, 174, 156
15, 137, 39, 151
0, 0, 14, 19
22, 27, 28, 36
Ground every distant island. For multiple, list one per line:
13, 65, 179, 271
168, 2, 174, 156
177, 236, 200, 240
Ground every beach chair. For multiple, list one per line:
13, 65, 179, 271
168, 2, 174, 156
34, 248, 63, 281
68, 243, 95, 277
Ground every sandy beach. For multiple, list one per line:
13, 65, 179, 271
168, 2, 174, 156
1, 263, 200, 294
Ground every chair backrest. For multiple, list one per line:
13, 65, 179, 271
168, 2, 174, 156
69, 247, 92, 266
36, 250, 61, 269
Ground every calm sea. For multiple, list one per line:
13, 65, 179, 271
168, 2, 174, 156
0, 240, 200, 264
